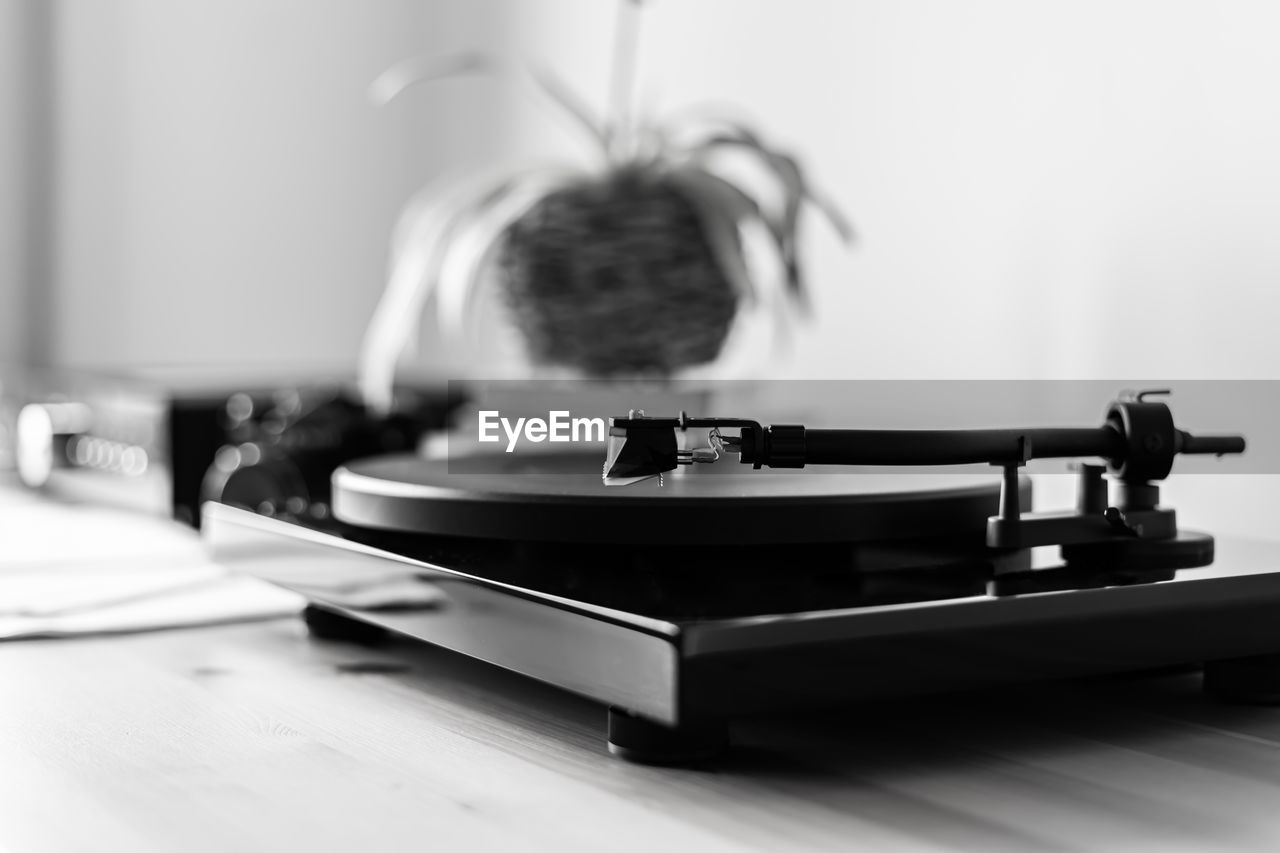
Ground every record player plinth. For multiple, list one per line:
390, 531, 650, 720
1203, 654, 1280, 705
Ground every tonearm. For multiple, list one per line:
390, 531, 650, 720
603, 390, 1245, 570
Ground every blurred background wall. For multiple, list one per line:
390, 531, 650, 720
21, 0, 513, 372
0, 0, 37, 365
510, 0, 1280, 380
5, 0, 1278, 379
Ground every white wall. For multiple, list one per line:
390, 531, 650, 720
42, 0, 1280, 380
509, 0, 1280, 381
49, 0, 513, 372
0, 0, 32, 364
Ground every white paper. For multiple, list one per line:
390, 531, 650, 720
0, 487, 302, 640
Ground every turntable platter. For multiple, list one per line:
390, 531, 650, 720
332, 452, 1011, 545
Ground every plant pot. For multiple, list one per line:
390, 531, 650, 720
495, 171, 742, 378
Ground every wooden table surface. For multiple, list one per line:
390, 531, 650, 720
5, 616, 1280, 852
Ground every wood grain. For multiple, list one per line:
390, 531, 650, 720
4, 618, 1280, 852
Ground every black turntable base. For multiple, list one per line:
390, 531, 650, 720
204, 450, 1280, 764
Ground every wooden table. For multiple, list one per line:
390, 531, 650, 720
5, 616, 1280, 851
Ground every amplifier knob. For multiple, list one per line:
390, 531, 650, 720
15, 402, 92, 488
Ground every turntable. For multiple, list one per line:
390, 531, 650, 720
203, 390, 1280, 764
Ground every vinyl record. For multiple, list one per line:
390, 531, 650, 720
332, 452, 1011, 546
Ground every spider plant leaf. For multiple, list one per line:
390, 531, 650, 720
663, 166, 770, 308
630, 122, 662, 166
682, 164, 789, 264
435, 167, 585, 338
359, 168, 528, 413
369, 52, 492, 106
765, 150, 806, 303
677, 128, 853, 306
690, 132, 854, 242
526, 64, 612, 157
659, 108, 765, 144
803, 185, 855, 244
674, 115, 855, 246
371, 53, 609, 157
681, 164, 799, 314
677, 135, 805, 299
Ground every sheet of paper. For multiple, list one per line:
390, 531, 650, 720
0, 485, 302, 641
0, 574, 301, 640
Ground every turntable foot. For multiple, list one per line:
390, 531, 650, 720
606, 708, 728, 764
302, 604, 391, 646
1203, 655, 1280, 704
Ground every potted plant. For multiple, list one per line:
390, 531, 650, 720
358, 0, 851, 413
